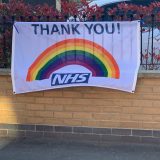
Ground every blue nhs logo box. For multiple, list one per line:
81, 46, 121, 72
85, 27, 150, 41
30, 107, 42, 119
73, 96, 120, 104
51, 73, 91, 86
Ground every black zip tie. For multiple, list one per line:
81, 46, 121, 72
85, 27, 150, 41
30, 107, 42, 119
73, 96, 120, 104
13, 24, 19, 34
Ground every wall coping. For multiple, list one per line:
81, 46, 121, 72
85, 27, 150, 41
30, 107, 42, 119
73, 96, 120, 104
138, 70, 160, 78
0, 69, 11, 75
1, 69, 160, 78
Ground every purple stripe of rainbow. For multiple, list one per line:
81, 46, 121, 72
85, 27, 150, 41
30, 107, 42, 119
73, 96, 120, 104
36, 50, 108, 80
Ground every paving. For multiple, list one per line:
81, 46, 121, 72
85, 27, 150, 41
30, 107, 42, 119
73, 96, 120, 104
0, 138, 160, 160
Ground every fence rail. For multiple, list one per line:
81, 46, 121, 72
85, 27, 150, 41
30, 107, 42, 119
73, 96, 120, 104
0, 15, 160, 70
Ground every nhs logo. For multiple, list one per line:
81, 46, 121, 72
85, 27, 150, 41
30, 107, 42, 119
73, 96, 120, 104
51, 73, 91, 86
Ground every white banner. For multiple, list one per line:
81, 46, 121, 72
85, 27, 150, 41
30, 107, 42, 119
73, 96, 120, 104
12, 21, 140, 94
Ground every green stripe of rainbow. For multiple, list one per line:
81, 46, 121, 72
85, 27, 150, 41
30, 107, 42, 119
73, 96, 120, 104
26, 39, 120, 81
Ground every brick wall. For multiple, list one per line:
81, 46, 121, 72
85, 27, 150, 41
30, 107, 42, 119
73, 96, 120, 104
0, 74, 160, 131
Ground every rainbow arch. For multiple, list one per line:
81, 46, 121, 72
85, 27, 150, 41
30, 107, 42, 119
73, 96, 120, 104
26, 39, 120, 81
